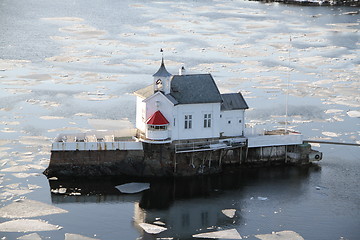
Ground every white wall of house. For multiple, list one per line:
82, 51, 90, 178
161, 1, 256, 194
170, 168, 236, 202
220, 109, 245, 137
144, 92, 174, 133
172, 103, 221, 141
135, 96, 146, 133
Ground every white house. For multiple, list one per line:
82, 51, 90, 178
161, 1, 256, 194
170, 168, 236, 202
134, 58, 248, 143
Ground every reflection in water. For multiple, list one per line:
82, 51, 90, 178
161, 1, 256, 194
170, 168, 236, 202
48, 165, 320, 239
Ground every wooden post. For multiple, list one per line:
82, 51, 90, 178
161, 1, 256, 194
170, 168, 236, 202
219, 150, 223, 167
209, 152, 212, 168
174, 152, 177, 173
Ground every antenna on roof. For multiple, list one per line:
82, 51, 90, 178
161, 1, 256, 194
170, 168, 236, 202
285, 36, 291, 135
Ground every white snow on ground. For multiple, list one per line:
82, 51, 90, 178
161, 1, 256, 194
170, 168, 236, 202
0, 199, 68, 218
115, 182, 150, 194
138, 222, 167, 234
193, 229, 242, 239
0, 219, 61, 232
255, 230, 304, 240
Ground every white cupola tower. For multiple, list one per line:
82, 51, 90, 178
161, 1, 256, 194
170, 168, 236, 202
152, 52, 172, 94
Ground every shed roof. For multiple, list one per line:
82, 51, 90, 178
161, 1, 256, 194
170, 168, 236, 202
170, 74, 222, 104
146, 110, 169, 125
221, 93, 249, 110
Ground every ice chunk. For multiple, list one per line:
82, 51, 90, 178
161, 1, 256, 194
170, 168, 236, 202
115, 182, 150, 194
322, 131, 340, 137
193, 229, 242, 239
27, 184, 41, 190
255, 230, 304, 240
257, 197, 268, 201
0, 199, 68, 218
17, 233, 42, 240
222, 209, 236, 218
12, 173, 40, 178
153, 221, 166, 226
139, 222, 167, 234
1, 165, 30, 172
65, 233, 100, 240
347, 110, 360, 118
0, 219, 61, 232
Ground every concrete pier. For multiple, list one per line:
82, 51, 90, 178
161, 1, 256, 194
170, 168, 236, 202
45, 131, 322, 178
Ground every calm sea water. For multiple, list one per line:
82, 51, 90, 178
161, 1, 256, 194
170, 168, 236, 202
0, 0, 359, 239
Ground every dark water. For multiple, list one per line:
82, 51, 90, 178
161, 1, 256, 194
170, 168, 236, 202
0, 0, 359, 239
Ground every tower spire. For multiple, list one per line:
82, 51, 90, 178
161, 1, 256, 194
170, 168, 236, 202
153, 49, 172, 78
153, 49, 172, 94
160, 48, 164, 63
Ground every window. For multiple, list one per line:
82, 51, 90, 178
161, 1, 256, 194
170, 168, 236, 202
149, 125, 167, 131
203, 114, 211, 128
185, 115, 192, 129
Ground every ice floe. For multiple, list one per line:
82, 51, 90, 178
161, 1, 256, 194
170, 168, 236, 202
0, 199, 68, 218
0, 219, 62, 232
64, 233, 100, 240
193, 229, 242, 239
116, 182, 150, 194
347, 110, 360, 118
138, 222, 167, 234
255, 230, 304, 240
322, 131, 340, 138
17, 233, 42, 240
221, 209, 236, 218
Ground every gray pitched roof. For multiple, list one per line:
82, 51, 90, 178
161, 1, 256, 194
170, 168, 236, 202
153, 59, 172, 77
134, 84, 153, 99
221, 93, 249, 110
170, 74, 222, 104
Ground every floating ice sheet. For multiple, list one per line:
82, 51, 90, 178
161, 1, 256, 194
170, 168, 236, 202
0, 219, 61, 232
17, 233, 42, 240
322, 131, 340, 137
193, 229, 242, 239
255, 230, 304, 240
138, 222, 167, 234
65, 233, 100, 240
347, 110, 360, 118
222, 209, 236, 218
0, 199, 68, 218
116, 182, 150, 194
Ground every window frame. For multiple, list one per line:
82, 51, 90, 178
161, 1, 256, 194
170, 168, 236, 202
184, 114, 192, 129
203, 113, 212, 128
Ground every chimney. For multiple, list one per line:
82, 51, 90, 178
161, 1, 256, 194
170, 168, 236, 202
179, 66, 186, 75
